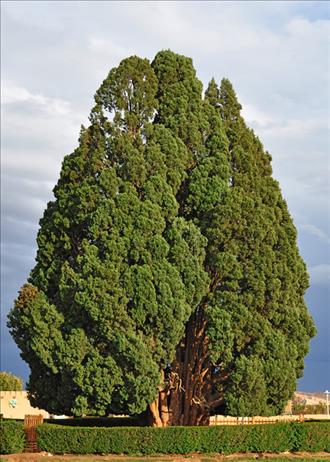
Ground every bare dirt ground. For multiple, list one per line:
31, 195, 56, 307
2, 452, 330, 462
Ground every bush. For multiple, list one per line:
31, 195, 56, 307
0, 421, 25, 454
37, 421, 330, 455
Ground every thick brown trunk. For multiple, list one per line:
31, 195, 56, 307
148, 396, 163, 427
148, 306, 221, 426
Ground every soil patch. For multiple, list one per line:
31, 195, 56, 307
2, 452, 330, 462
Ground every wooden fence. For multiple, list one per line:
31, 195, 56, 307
209, 414, 305, 426
24, 414, 44, 452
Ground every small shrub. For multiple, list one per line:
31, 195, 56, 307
0, 421, 25, 454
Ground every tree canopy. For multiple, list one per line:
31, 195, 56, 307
8, 51, 315, 425
0, 371, 23, 391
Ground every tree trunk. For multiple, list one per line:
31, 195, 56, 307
148, 306, 219, 426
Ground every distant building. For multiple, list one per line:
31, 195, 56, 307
285, 391, 328, 416
294, 391, 327, 406
0, 391, 49, 419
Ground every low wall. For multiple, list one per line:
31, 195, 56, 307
0, 391, 49, 419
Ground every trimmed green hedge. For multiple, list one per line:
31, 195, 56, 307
37, 421, 330, 455
0, 421, 25, 454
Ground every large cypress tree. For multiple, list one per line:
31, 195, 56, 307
8, 51, 315, 425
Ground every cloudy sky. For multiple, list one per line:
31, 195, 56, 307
1, 1, 329, 391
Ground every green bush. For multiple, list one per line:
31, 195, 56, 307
0, 421, 25, 454
37, 421, 330, 455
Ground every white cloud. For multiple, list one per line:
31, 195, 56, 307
242, 100, 329, 139
1, 81, 87, 182
2, 1, 63, 31
301, 224, 330, 245
309, 264, 330, 286
258, 118, 329, 138
2, 81, 71, 115
286, 17, 329, 38
88, 37, 130, 57
86, 37, 134, 75
241, 102, 274, 128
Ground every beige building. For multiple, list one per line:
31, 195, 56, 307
294, 391, 327, 406
0, 391, 50, 419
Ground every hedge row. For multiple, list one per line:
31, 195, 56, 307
0, 420, 25, 454
37, 422, 330, 455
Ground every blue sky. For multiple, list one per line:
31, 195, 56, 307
1, 1, 329, 392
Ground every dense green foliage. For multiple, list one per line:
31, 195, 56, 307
37, 422, 330, 455
199, 78, 316, 416
0, 371, 23, 391
8, 50, 315, 420
0, 421, 25, 454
